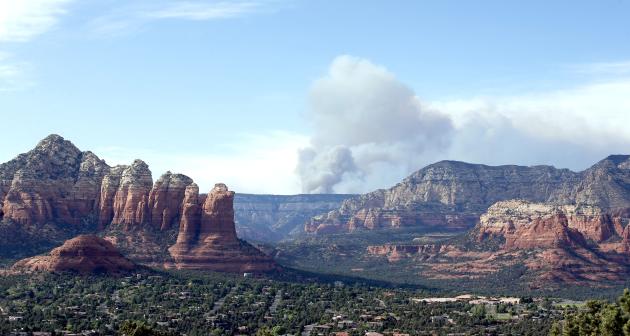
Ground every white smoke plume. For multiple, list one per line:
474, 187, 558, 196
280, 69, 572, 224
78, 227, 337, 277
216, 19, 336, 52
298, 56, 630, 194
296, 146, 358, 194
298, 55, 454, 193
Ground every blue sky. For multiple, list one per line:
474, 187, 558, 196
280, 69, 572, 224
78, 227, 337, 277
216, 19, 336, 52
1, 0, 629, 194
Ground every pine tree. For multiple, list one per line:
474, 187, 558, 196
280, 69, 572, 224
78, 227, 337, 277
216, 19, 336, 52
600, 305, 625, 336
549, 321, 562, 336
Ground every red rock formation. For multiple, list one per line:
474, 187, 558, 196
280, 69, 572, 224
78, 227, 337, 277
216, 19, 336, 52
367, 244, 446, 262
503, 214, 588, 250
616, 225, 630, 253
1, 135, 109, 227
437, 199, 630, 285
1, 136, 277, 274
12, 235, 135, 274
525, 247, 629, 286
477, 200, 624, 247
110, 160, 153, 229
174, 183, 202, 248
199, 183, 239, 244
147, 172, 193, 231
307, 160, 582, 234
98, 166, 126, 230
64, 151, 110, 224
169, 183, 276, 273
308, 155, 630, 236
2, 170, 53, 225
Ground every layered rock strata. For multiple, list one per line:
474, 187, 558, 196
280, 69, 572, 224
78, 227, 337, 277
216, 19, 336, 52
0, 135, 196, 233
476, 200, 629, 249
148, 172, 194, 231
168, 184, 276, 272
1, 135, 109, 227
309, 156, 630, 234
0, 135, 276, 273
367, 199, 630, 285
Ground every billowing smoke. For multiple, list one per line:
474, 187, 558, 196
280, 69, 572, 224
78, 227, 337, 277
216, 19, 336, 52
298, 55, 454, 193
298, 56, 630, 194
296, 146, 358, 193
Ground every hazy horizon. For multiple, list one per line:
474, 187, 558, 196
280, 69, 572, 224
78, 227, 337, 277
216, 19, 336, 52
1, 0, 629, 194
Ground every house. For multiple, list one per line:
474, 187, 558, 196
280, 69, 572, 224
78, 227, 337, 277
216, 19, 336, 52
366, 322, 383, 328
337, 320, 356, 328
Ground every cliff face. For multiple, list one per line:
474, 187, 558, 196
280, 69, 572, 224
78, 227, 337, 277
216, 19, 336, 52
359, 157, 630, 286
366, 199, 630, 285
148, 172, 194, 231
573, 155, 630, 209
0, 136, 197, 235
110, 160, 154, 229
476, 200, 625, 247
0, 135, 276, 273
472, 199, 630, 284
0, 135, 109, 227
168, 184, 276, 272
309, 156, 630, 234
12, 235, 135, 274
233, 193, 354, 242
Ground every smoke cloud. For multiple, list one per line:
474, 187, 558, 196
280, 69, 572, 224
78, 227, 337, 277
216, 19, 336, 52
296, 146, 358, 194
298, 56, 630, 194
298, 55, 454, 193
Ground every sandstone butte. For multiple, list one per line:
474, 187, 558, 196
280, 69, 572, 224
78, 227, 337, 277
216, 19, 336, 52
168, 183, 276, 272
12, 235, 135, 274
1, 134, 276, 273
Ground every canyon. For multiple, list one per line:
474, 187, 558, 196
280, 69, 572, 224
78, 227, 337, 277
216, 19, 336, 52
5, 134, 630, 286
234, 193, 354, 242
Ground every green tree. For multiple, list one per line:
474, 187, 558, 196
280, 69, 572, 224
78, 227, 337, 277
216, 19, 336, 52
256, 327, 274, 336
619, 289, 630, 314
549, 321, 562, 336
271, 326, 287, 335
119, 320, 161, 336
210, 328, 224, 336
599, 305, 625, 336
471, 304, 486, 318
562, 313, 579, 336
576, 312, 598, 335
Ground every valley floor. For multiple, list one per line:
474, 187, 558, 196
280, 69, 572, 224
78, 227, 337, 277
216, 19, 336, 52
0, 269, 563, 336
